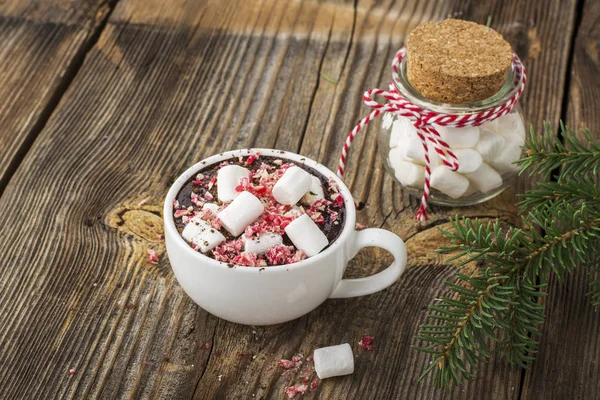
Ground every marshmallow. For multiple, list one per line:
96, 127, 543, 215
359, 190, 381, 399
430, 165, 470, 199
481, 119, 500, 134
218, 191, 264, 236
435, 125, 480, 149
475, 128, 505, 162
182, 217, 226, 252
382, 112, 394, 130
490, 133, 523, 174
429, 147, 443, 168
244, 233, 283, 254
217, 165, 250, 203
389, 148, 425, 187
303, 176, 325, 204
313, 343, 354, 379
202, 203, 220, 215
390, 117, 416, 147
284, 214, 329, 257
396, 125, 426, 164
465, 163, 503, 193
495, 113, 526, 139
273, 166, 312, 205
455, 148, 483, 173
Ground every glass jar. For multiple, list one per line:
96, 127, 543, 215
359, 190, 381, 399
378, 57, 526, 207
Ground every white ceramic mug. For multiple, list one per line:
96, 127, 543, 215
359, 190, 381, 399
164, 149, 407, 325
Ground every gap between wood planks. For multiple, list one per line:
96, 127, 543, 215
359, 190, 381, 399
0, 0, 121, 199
516, 0, 586, 398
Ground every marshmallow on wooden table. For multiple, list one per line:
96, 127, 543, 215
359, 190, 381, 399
202, 203, 220, 215
217, 165, 250, 203
435, 125, 480, 149
182, 217, 226, 252
303, 176, 325, 204
490, 133, 524, 174
475, 128, 505, 161
284, 214, 328, 257
465, 162, 503, 193
430, 165, 470, 199
389, 148, 425, 187
455, 148, 483, 173
244, 233, 283, 254
273, 166, 312, 205
313, 343, 354, 379
218, 191, 264, 236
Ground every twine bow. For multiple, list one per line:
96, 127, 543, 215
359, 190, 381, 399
337, 47, 526, 221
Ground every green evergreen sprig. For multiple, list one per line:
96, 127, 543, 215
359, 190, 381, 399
414, 122, 600, 387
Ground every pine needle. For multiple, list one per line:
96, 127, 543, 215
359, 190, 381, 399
414, 122, 600, 387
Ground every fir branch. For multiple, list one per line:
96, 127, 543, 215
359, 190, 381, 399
518, 179, 600, 214
520, 122, 600, 180
415, 121, 600, 388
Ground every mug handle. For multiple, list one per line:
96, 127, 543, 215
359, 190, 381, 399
329, 228, 407, 298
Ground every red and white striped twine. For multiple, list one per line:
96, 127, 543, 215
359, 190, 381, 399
337, 47, 527, 221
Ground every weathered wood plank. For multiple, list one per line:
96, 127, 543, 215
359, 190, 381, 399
0, 0, 581, 399
521, 0, 600, 398
0, 0, 114, 191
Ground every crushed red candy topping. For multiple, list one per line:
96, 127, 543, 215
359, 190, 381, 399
359, 335, 375, 351
147, 248, 159, 264
284, 384, 308, 399
310, 381, 318, 389
174, 154, 346, 267
279, 359, 302, 369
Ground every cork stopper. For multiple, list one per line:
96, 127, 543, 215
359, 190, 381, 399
406, 19, 513, 104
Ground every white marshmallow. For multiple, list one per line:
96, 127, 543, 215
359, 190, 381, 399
182, 217, 226, 253
284, 214, 328, 257
435, 125, 480, 149
430, 165, 470, 199
202, 203, 220, 215
455, 148, 483, 173
465, 163, 503, 193
396, 128, 426, 165
303, 176, 325, 204
218, 191, 264, 236
382, 112, 394, 130
389, 148, 425, 187
481, 119, 500, 134
489, 133, 523, 174
273, 166, 312, 205
217, 165, 250, 203
475, 128, 506, 161
390, 117, 416, 147
244, 233, 283, 254
314, 343, 354, 379
429, 147, 443, 168
495, 113, 526, 139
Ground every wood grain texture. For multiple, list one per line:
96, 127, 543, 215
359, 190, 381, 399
521, 0, 600, 398
0, 0, 585, 399
0, 0, 114, 191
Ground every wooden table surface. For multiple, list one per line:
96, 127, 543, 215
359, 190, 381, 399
0, 0, 598, 398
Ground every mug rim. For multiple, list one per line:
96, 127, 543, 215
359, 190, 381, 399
163, 148, 357, 273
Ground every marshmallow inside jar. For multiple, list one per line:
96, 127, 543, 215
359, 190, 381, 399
377, 19, 526, 206
172, 152, 347, 268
